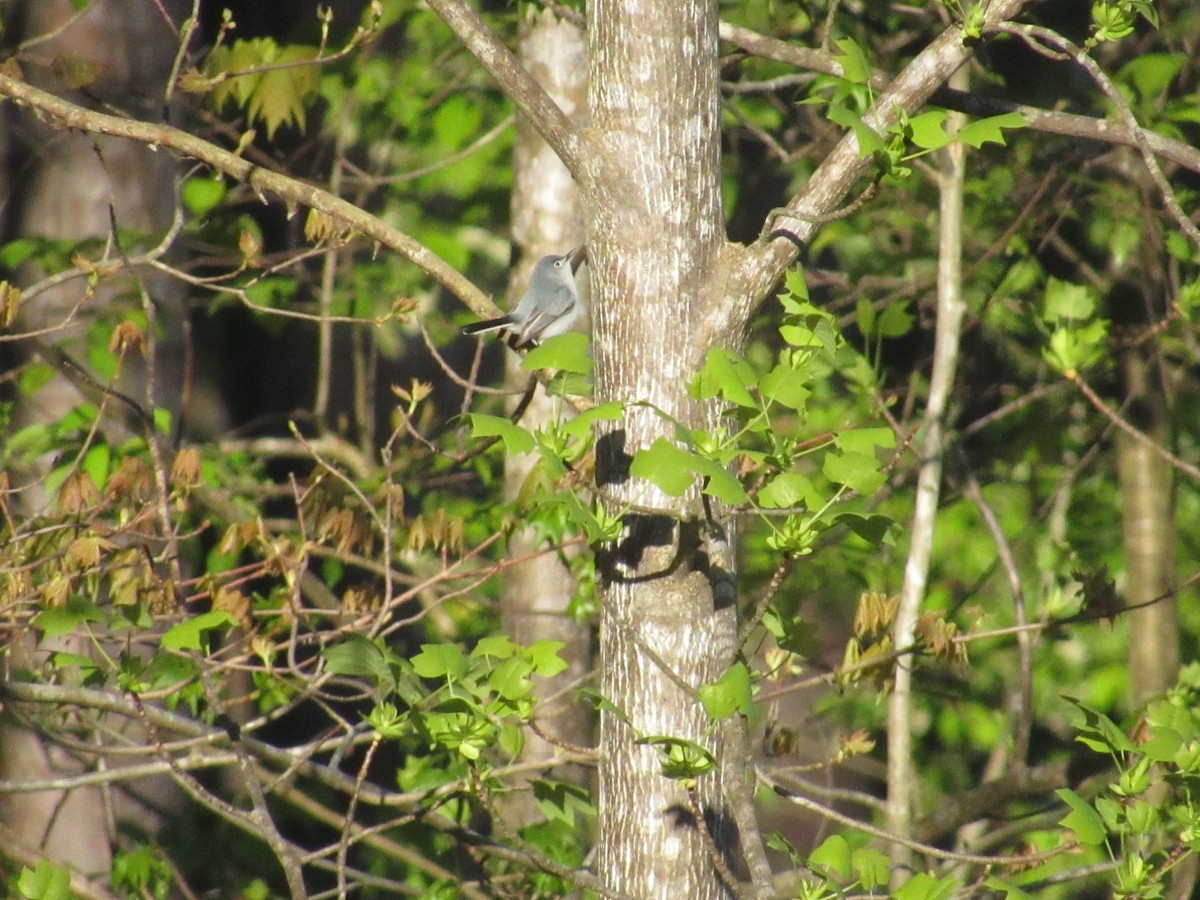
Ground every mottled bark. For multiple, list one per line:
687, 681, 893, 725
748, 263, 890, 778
1116, 352, 1178, 704
499, 6, 592, 828
586, 1, 742, 895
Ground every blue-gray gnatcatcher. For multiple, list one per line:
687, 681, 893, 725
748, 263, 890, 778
461, 246, 586, 349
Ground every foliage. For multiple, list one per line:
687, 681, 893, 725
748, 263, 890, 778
0, 0, 1198, 898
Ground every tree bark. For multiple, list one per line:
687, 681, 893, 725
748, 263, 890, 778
499, 5, 592, 828
0, 0, 185, 876
585, 1, 741, 895
1116, 352, 1178, 705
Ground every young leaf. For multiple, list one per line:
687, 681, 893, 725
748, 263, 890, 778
161, 610, 239, 652
526, 640, 569, 677
1056, 788, 1106, 845
630, 438, 698, 496
411, 643, 469, 680
955, 112, 1027, 148
522, 332, 592, 374
908, 109, 950, 150
531, 778, 595, 826
468, 413, 535, 455
823, 450, 885, 495
692, 347, 759, 408
807, 834, 852, 880
698, 662, 754, 720
833, 37, 871, 84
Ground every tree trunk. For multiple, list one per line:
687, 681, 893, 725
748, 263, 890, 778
1116, 351, 1178, 704
499, 5, 592, 828
0, 0, 185, 876
586, 1, 741, 894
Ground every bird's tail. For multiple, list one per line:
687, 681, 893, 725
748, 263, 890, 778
461, 316, 514, 336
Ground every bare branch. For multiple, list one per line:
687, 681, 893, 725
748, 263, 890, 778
718, 20, 1200, 176
991, 22, 1200, 253
0, 71, 499, 319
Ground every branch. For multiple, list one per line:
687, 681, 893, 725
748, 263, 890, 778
912, 760, 1070, 845
759, 767, 1072, 869
886, 70, 969, 863
724, 0, 1033, 322
991, 22, 1200, 253
425, 0, 586, 178
1070, 372, 1200, 483
718, 20, 1200, 178
0, 70, 499, 319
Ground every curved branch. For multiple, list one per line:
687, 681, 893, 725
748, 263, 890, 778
0, 71, 499, 319
722, 0, 1033, 326
425, 0, 586, 178
718, 20, 1200, 177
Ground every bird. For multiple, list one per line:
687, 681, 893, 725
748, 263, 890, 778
461, 246, 586, 349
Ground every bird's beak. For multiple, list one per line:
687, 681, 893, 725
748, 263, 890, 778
567, 245, 587, 273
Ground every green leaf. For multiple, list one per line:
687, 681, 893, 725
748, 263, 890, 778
181, 176, 227, 215
698, 662, 754, 720
763, 609, 820, 657
0, 237, 42, 269
828, 102, 884, 156
17, 860, 73, 900
908, 109, 950, 150
577, 686, 631, 723
692, 348, 759, 408
560, 401, 623, 440
489, 656, 533, 701
1056, 788, 1106, 845
823, 450, 885, 494
833, 37, 871, 84
835, 512, 893, 545
757, 472, 816, 509
782, 267, 809, 302
630, 438, 698, 496
955, 112, 1027, 148
759, 362, 811, 411
468, 413, 535, 455
161, 610, 238, 651
531, 778, 595, 826
697, 462, 749, 506
33, 597, 106, 638
82, 443, 110, 490
249, 45, 320, 138
875, 300, 913, 338
526, 640, 569, 677
1119, 53, 1185, 101
411, 643, 468, 680
851, 846, 891, 890
1043, 277, 1097, 322
835, 427, 896, 453
522, 332, 592, 374
471, 635, 517, 661
636, 735, 717, 779
49, 650, 101, 678
323, 633, 396, 695
807, 834, 851, 879
1064, 696, 1135, 753
895, 873, 957, 900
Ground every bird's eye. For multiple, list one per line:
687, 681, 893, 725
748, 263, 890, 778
554, 259, 565, 267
